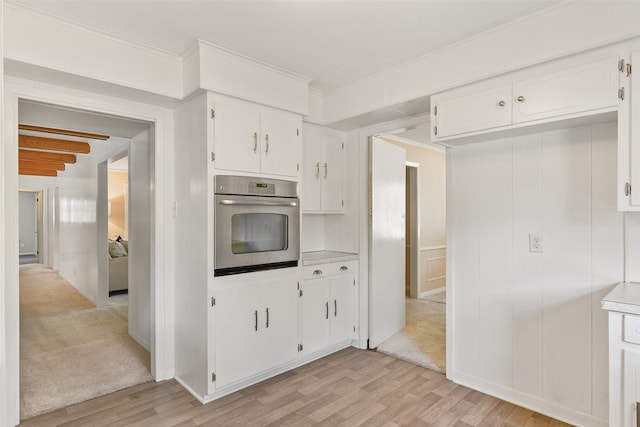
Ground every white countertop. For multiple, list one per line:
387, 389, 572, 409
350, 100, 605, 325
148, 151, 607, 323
301, 250, 358, 266
602, 282, 640, 315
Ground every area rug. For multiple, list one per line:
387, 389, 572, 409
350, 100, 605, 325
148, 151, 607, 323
376, 298, 446, 373
20, 266, 153, 420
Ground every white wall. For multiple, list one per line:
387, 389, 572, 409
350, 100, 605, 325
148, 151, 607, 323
448, 121, 622, 426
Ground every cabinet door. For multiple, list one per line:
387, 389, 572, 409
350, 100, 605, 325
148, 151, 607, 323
301, 128, 322, 212
321, 134, 344, 212
513, 56, 619, 124
623, 349, 640, 427
433, 84, 511, 138
214, 286, 260, 388
330, 273, 354, 345
261, 114, 300, 177
300, 279, 331, 356
260, 279, 299, 369
629, 50, 640, 207
213, 103, 261, 174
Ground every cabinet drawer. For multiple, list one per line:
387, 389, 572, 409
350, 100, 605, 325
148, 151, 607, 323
624, 314, 640, 345
303, 261, 355, 280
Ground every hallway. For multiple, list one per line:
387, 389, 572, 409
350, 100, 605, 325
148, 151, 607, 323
19, 265, 152, 420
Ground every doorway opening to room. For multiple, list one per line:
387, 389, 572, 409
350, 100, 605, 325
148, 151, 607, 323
374, 132, 447, 374
106, 153, 130, 300
16, 100, 154, 421
18, 190, 43, 265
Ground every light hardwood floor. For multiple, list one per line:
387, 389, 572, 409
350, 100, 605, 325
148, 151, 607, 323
20, 347, 571, 426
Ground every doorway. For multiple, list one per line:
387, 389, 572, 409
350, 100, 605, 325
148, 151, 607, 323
18, 190, 42, 265
3, 79, 173, 427
374, 133, 447, 374
15, 100, 154, 420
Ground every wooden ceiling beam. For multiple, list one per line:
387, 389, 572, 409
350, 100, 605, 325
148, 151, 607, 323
20, 159, 65, 171
19, 124, 109, 140
19, 167, 58, 177
19, 135, 91, 154
19, 149, 77, 164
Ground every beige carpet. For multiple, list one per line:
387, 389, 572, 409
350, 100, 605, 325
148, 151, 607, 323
20, 265, 153, 420
376, 297, 446, 373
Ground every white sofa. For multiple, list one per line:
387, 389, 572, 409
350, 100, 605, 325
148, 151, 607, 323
108, 239, 128, 293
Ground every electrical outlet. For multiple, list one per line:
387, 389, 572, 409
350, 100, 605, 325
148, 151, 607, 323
529, 233, 542, 253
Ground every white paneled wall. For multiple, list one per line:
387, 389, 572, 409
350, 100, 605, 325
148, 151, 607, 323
448, 121, 622, 426
419, 247, 446, 295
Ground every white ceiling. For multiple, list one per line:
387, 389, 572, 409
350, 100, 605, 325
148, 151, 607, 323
15, 0, 556, 91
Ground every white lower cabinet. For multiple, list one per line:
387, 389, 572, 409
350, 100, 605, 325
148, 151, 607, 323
608, 310, 640, 427
300, 261, 355, 356
213, 276, 298, 390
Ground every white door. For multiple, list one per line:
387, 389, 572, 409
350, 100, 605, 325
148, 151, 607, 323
368, 136, 406, 349
301, 128, 322, 212
330, 273, 354, 345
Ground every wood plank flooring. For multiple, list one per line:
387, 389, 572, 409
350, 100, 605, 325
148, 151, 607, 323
20, 348, 572, 426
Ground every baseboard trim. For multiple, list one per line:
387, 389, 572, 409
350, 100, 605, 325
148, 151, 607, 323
449, 370, 606, 427
419, 287, 446, 299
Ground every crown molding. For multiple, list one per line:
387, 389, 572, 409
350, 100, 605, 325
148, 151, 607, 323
196, 39, 313, 85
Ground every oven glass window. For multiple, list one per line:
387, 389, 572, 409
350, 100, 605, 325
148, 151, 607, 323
231, 213, 288, 254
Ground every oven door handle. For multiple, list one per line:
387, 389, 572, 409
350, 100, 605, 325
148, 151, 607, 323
218, 199, 298, 207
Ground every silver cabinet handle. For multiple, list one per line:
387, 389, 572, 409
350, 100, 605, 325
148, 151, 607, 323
325, 302, 329, 319
313, 269, 323, 276
498, 100, 505, 107
265, 134, 269, 154
324, 162, 328, 179
316, 161, 320, 178
340, 266, 348, 271
636, 402, 639, 427
266, 307, 269, 328
253, 132, 258, 153
517, 95, 525, 102
334, 299, 337, 317
254, 310, 258, 331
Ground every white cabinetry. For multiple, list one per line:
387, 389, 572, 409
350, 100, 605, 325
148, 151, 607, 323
213, 101, 301, 178
301, 125, 344, 213
300, 261, 354, 356
212, 274, 298, 390
603, 284, 640, 427
607, 311, 640, 427
619, 50, 640, 210
432, 56, 620, 142
433, 85, 512, 138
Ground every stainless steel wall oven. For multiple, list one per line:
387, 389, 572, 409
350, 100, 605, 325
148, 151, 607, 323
214, 175, 300, 276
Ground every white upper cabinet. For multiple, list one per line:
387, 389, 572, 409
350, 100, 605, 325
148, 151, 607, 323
512, 57, 619, 123
212, 99, 301, 178
301, 125, 344, 213
432, 56, 620, 142
260, 114, 301, 177
619, 49, 640, 211
213, 103, 262, 174
433, 85, 512, 138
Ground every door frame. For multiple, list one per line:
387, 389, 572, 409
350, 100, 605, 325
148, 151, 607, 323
2, 77, 175, 426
